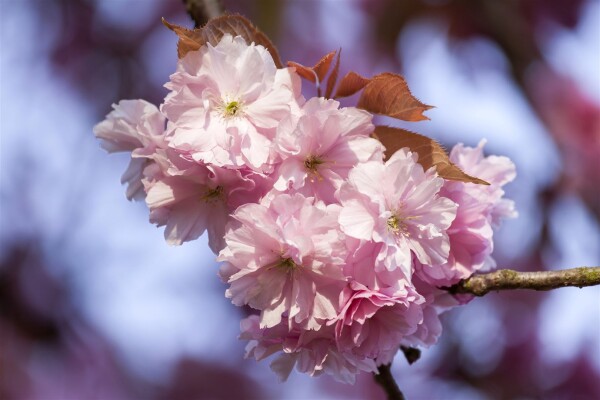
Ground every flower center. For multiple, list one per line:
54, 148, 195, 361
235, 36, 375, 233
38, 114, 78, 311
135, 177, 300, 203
304, 155, 325, 182
304, 155, 324, 172
201, 186, 224, 203
277, 257, 298, 272
224, 101, 242, 117
387, 214, 410, 236
217, 96, 245, 119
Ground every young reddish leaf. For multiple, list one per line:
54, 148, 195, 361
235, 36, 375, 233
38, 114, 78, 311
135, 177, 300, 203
313, 50, 336, 82
357, 73, 433, 121
200, 15, 254, 45
287, 50, 336, 84
324, 48, 341, 99
373, 126, 489, 185
334, 71, 372, 98
162, 19, 204, 58
287, 61, 318, 82
162, 15, 283, 68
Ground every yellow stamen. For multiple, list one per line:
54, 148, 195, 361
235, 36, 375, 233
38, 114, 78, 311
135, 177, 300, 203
277, 257, 297, 271
224, 101, 241, 117
201, 186, 224, 203
304, 155, 323, 171
304, 155, 325, 182
387, 214, 417, 236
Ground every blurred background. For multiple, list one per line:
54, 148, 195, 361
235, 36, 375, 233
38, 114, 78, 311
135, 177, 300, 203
1, 0, 599, 399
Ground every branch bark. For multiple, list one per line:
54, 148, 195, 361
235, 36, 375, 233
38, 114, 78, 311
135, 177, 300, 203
374, 363, 405, 400
447, 267, 600, 297
182, 0, 223, 28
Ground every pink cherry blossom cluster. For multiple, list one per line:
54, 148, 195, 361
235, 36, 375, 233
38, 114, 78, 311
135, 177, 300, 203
94, 34, 516, 383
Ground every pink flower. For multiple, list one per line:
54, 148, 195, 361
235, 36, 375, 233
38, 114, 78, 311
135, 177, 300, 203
417, 141, 517, 286
342, 237, 412, 295
416, 190, 495, 286
240, 315, 377, 384
144, 156, 262, 252
163, 34, 303, 171
218, 193, 347, 330
399, 276, 453, 348
273, 97, 383, 203
339, 149, 457, 279
445, 140, 517, 225
93, 100, 166, 200
334, 281, 423, 361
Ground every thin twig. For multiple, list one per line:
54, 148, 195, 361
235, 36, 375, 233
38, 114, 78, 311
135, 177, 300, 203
446, 267, 600, 297
182, 0, 223, 28
374, 363, 405, 400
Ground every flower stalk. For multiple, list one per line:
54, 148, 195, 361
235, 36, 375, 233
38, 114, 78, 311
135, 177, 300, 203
374, 363, 405, 400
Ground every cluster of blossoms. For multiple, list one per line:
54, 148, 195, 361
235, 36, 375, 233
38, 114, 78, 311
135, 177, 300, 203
95, 34, 516, 383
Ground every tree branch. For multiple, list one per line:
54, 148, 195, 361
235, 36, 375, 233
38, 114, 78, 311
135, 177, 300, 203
447, 267, 600, 297
182, 0, 223, 28
374, 363, 405, 400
